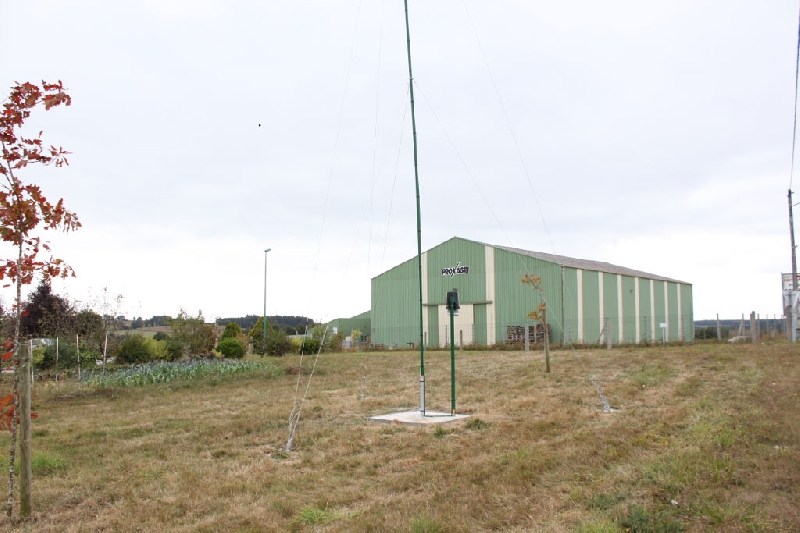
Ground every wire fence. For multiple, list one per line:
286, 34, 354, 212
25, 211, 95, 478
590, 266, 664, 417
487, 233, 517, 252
370, 314, 698, 349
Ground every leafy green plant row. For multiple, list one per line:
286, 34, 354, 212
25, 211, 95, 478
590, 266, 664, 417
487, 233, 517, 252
81, 360, 280, 387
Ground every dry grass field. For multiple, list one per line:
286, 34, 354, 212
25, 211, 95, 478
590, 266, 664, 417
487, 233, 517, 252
0, 342, 797, 532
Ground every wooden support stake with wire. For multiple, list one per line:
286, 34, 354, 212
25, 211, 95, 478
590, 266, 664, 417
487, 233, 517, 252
543, 306, 550, 373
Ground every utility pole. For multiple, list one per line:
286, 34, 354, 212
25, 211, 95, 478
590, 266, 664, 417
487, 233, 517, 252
264, 248, 271, 351
404, 0, 426, 415
789, 190, 797, 342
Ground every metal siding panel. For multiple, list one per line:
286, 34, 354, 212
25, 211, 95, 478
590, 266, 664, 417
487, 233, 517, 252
621, 276, 636, 343
426, 237, 487, 304
371, 257, 420, 347
603, 273, 618, 340
667, 282, 679, 341
582, 270, 600, 344
681, 284, 694, 341
638, 277, 652, 342
493, 247, 564, 344
653, 280, 666, 343
561, 268, 579, 345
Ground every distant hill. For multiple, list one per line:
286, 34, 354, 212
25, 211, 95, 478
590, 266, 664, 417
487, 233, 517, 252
695, 318, 783, 329
216, 315, 314, 332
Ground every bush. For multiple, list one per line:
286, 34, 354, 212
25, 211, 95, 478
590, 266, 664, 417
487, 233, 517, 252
216, 337, 245, 359
112, 334, 169, 364
115, 334, 153, 364
164, 338, 185, 361
249, 317, 268, 355
153, 331, 170, 341
265, 328, 292, 356
298, 337, 321, 354
38, 341, 97, 369
220, 322, 243, 341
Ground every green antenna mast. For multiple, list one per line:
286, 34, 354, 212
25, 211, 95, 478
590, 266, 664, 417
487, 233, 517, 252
403, 0, 426, 414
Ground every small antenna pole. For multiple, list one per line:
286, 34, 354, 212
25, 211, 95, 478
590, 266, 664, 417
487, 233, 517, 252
789, 190, 798, 342
403, 0, 426, 414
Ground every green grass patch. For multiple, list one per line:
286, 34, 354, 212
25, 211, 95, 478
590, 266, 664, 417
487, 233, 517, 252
13, 453, 67, 476
617, 504, 684, 533
410, 516, 444, 533
630, 364, 674, 388
464, 417, 491, 430
290, 506, 356, 527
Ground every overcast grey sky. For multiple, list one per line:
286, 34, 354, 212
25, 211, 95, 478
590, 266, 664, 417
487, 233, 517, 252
1, 0, 797, 323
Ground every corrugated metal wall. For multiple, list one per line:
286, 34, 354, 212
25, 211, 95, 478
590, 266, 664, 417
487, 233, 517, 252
680, 284, 694, 342
639, 278, 653, 342
328, 312, 371, 339
653, 280, 666, 342
426, 238, 486, 304
582, 270, 601, 343
371, 256, 421, 347
667, 282, 679, 341
369, 237, 694, 347
562, 268, 579, 345
603, 273, 618, 341
621, 276, 636, 343
493, 247, 564, 344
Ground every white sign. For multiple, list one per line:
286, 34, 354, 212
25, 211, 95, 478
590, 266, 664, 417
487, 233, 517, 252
659, 323, 667, 328
782, 273, 800, 292
441, 262, 470, 278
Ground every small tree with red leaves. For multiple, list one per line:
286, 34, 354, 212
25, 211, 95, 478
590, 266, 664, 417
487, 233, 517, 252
0, 80, 80, 518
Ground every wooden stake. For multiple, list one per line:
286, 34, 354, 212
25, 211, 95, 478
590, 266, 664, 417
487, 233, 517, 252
543, 306, 550, 373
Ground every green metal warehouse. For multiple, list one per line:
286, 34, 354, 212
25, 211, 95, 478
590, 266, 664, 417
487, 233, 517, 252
370, 236, 693, 347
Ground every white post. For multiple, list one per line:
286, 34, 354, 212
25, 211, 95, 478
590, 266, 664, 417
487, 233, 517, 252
55, 337, 59, 393
102, 333, 108, 378
29, 340, 33, 392
524, 325, 529, 352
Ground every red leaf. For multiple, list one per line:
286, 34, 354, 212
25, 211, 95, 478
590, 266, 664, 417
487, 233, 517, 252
0, 395, 14, 410
21, 309, 29, 316
1, 351, 13, 361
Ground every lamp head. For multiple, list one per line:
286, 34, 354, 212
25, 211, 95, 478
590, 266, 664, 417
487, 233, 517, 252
265, 248, 271, 253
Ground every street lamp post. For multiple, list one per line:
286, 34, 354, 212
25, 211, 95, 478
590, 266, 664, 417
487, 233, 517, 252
264, 248, 271, 351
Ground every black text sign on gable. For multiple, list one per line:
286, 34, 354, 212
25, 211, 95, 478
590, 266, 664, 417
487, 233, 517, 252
441, 262, 470, 278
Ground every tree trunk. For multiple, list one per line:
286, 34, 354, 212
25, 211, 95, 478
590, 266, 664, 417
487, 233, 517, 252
16, 251, 32, 517
6, 369, 18, 517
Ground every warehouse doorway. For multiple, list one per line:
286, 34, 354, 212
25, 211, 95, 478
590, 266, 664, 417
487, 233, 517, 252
437, 303, 474, 348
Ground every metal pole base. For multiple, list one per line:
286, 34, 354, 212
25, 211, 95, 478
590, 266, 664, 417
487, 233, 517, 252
420, 376, 425, 416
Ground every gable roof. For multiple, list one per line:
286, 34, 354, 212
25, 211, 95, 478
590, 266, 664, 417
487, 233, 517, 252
475, 239, 689, 284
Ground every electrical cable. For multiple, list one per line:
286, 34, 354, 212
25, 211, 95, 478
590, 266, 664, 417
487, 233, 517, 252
461, 0, 557, 255
288, 0, 364, 451
790, 1, 800, 190
367, 0, 386, 282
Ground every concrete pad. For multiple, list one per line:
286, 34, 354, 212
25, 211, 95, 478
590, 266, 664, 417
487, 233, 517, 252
369, 410, 469, 426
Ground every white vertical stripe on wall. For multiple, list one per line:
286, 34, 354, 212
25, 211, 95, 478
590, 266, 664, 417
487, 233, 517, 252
650, 279, 656, 341
617, 274, 624, 344
677, 284, 683, 341
634, 277, 640, 344
485, 246, 496, 345
664, 282, 669, 340
577, 269, 584, 343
